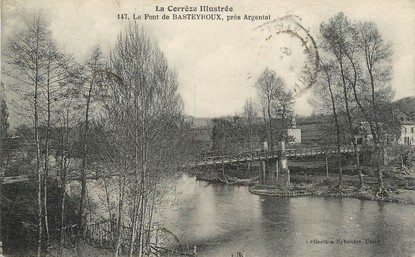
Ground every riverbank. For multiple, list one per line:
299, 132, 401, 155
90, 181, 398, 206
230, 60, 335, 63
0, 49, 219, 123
249, 183, 415, 205
189, 164, 415, 205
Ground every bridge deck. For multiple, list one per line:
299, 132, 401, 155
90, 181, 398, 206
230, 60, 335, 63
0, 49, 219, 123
185, 147, 356, 168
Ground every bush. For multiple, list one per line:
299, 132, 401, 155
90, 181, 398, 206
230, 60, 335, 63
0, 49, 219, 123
1, 179, 78, 255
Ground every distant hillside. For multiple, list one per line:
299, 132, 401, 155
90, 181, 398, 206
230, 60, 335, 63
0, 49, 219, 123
185, 116, 213, 128
391, 97, 415, 119
296, 114, 327, 125
186, 96, 415, 129
193, 117, 213, 128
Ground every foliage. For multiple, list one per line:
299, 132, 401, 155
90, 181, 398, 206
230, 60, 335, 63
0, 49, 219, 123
0, 83, 9, 139
2, 14, 192, 256
314, 12, 395, 189
98, 23, 192, 256
256, 68, 294, 148
1, 181, 78, 255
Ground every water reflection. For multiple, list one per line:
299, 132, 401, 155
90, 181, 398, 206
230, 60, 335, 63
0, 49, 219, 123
160, 175, 415, 257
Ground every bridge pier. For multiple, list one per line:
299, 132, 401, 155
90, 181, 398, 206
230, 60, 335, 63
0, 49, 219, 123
276, 158, 290, 189
277, 142, 290, 189
260, 141, 290, 188
261, 159, 277, 185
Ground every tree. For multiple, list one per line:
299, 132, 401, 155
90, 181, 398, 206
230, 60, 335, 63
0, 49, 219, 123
3, 13, 79, 255
319, 12, 394, 190
76, 47, 105, 245
3, 14, 51, 256
256, 68, 294, 150
320, 13, 369, 189
53, 78, 80, 256
273, 87, 294, 141
104, 24, 189, 257
312, 60, 345, 185
243, 98, 257, 151
320, 13, 359, 188
211, 117, 233, 153
0, 83, 9, 139
41, 28, 73, 249
357, 21, 393, 191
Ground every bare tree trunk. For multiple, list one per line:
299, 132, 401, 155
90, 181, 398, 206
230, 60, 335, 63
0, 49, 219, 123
267, 100, 273, 151
33, 32, 43, 257
43, 59, 52, 252
146, 185, 157, 256
327, 73, 343, 185
249, 127, 253, 151
129, 194, 141, 257
243, 98, 257, 152
58, 91, 73, 256
321, 62, 343, 186
77, 95, 91, 244
138, 192, 146, 257
35, 93, 43, 257
338, 60, 355, 188
138, 115, 148, 257
129, 76, 143, 256
279, 105, 287, 142
58, 123, 65, 256
130, 94, 142, 257
58, 158, 67, 256
77, 57, 98, 244
114, 174, 126, 257
367, 57, 383, 192
345, 53, 369, 189
377, 147, 384, 192
102, 177, 113, 237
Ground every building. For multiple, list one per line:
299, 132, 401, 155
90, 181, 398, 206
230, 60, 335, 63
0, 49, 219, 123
353, 122, 374, 145
351, 109, 415, 147
393, 109, 415, 146
400, 124, 415, 145
287, 118, 301, 144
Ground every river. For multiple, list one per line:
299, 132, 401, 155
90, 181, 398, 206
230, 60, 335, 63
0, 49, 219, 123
158, 174, 415, 257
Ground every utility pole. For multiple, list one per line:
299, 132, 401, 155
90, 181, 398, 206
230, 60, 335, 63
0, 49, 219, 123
193, 86, 196, 117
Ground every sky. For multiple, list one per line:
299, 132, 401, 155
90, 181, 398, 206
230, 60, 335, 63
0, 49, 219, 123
1, 0, 414, 126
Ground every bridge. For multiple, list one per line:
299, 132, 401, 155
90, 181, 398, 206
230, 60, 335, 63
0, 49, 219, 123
186, 144, 358, 187
186, 146, 356, 168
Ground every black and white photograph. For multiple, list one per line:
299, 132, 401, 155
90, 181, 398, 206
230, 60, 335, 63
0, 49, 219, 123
1, 0, 415, 256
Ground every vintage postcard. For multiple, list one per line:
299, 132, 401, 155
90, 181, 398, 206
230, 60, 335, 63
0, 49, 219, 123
1, 0, 414, 256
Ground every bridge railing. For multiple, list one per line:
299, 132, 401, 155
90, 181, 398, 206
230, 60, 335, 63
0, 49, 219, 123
187, 145, 358, 166
198, 146, 354, 158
